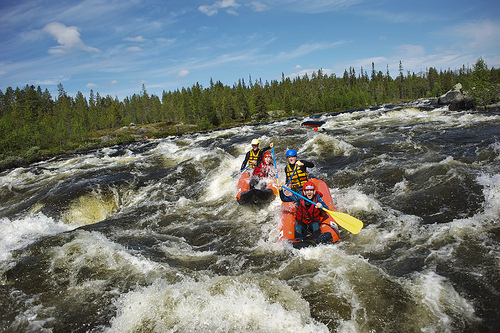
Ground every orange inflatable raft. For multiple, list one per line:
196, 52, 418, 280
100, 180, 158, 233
236, 170, 278, 205
279, 178, 340, 248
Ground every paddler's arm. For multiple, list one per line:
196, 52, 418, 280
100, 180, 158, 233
315, 196, 329, 211
261, 145, 272, 153
297, 159, 314, 168
240, 152, 250, 172
277, 184, 299, 202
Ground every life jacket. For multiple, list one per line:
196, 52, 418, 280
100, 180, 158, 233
248, 149, 260, 168
252, 161, 273, 178
285, 164, 308, 189
296, 192, 323, 225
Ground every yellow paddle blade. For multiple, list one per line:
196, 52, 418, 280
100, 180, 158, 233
324, 209, 364, 234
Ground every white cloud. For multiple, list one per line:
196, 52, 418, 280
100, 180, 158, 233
123, 36, 148, 42
267, 0, 365, 14
110, 80, 118, 85
449, 20, 500, 51
250, 1, 270, 12
178, 69, 190, 77
275, 41, 345, 61
86, 83, 98, 88
42, 22, 100, 54
199, 0, 241, 16
126, 46, 143, 52
33, 76, 70, 85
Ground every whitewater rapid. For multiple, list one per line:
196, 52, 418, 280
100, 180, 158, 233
1, 103, 499, 332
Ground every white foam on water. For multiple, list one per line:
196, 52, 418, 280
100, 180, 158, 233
405, 270, 477, 333
48, 230, 166, 288
303, 133, 357, 158
331, 186, 383, 216
0, 213, 74, 262
107, 275, 329, 333
476, 173, 500, 222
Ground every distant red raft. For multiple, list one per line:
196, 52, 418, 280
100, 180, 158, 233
279, 178, 340, 248
236, 170, 278, 205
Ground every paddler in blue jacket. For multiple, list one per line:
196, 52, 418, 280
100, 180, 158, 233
278, 181, 328, 239
240, 139, 273, 173
284, 149, 314, 192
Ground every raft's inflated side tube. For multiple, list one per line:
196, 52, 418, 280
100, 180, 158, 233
236, 171, 278, 205
279, 178, 340, 248
301, 120, 325, 127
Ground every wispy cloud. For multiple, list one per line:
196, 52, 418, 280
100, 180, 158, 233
447, 20, 500, 51
272, 41, 346, 63
178, 69, 190, 77
123, 36, 148, 42
199, 0, 241, 16
359, 9, 441, 24
266, 0, 366, 14
42, 22, 100, 54
250, 1, 270, 12
126, 46, 143, 52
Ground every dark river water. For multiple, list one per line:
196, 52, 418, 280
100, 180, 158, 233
1, 102, 499, 332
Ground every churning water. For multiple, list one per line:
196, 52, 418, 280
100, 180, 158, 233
1, 102, 499, 332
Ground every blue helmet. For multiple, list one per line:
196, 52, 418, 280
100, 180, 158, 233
286, 149, 297, 157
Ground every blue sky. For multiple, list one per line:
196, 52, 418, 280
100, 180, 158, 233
1, 0, 499, 101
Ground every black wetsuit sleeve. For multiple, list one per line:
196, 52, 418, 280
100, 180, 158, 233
241, 152, 250, 170
261, 146, 271, 153
300, 160, 314, 168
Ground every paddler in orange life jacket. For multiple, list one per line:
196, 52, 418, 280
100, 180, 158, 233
240, 139, 273, 173
278, 181, 328, 239
284, 149, 314, 192
250, 152, 276, 190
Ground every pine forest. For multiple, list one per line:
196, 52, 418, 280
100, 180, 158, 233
1, 58, 499, 169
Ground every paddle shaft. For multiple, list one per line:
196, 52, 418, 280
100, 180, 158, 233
286, 165, 297, 187
223, 165, 250, 182
271, 145, 280, 185
236, 164, 250, 177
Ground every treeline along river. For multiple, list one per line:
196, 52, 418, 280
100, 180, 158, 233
0, 102, 499, 332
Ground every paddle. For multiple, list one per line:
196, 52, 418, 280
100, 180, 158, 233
271, 144, 281, 186
280, 184, 364, 235
286, 165, 297, 187
222, 164, 250, 182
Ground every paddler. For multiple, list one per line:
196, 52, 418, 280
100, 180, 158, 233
284, 149, 314, 192
278, 181, 329, 239
250, 151, 276, 190
240, 139, 273, 173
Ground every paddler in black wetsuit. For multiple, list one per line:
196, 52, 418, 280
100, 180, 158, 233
239, 139, 273, 173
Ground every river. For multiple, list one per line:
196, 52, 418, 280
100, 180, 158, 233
1, 102, 499, 332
